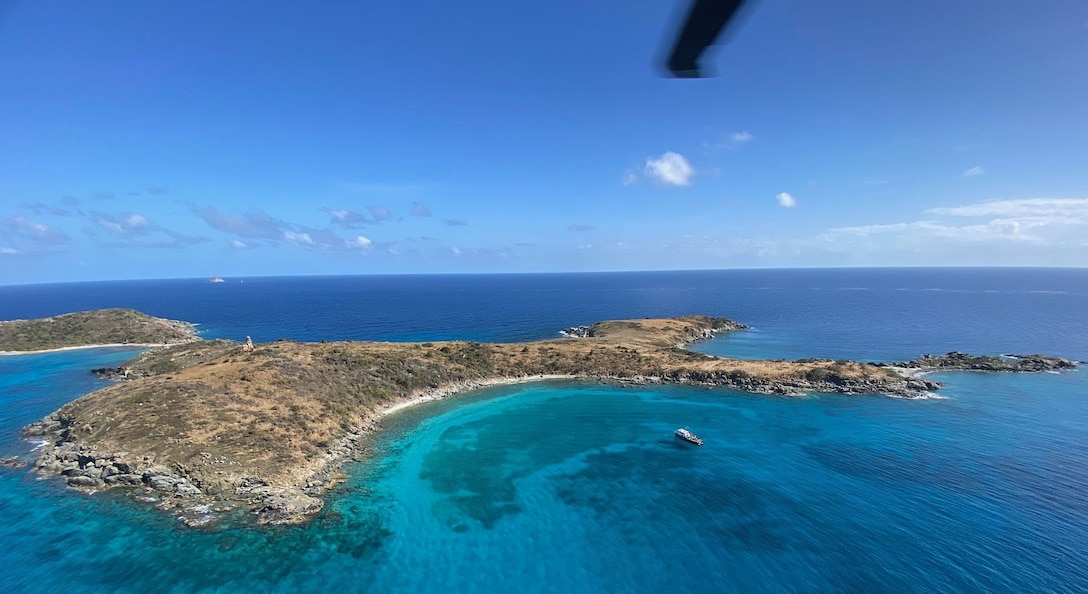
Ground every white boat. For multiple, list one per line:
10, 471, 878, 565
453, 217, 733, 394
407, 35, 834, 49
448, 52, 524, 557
674, 427, 703, 446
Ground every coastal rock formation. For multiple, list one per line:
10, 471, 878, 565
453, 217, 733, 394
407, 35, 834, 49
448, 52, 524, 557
92, 340, 237, 381
21, 312, 1074, 526
0, 456, 27, 469
890, 352, 1078, 372
0, 309, 198, 352
91, 367, 146, 381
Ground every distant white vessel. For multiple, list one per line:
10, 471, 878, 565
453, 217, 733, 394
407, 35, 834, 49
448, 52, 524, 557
208, 277, 226, 283
674, 427, 704, 446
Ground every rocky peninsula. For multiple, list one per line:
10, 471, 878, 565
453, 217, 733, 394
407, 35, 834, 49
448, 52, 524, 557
886, 351, 1078, 372
12, 311, 1077, 526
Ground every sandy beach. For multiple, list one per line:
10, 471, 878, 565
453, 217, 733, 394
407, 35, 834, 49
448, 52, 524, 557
379, 374, 577, 417
0, 343, 172, 356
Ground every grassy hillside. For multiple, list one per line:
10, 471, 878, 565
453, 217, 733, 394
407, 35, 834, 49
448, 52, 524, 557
0, 308, 198, 352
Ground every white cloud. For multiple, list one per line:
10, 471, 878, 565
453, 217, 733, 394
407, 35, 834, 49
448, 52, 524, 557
321, 207, 370, 229
536, 196, 1088, 268
192, 204, 350, 251
85, 211, 206, 249
962, 166, 986, 177
823, 220, 1042, 243
194, 205, 291, 239
2, 216, 70, 247
450, 246, 462, 255
17, 217, 48, 233
621, 171, 639, 186
90, 211, 202, 248
97, 219, 124, 234
644, 152, 694, 187
283, 231, 313, 245
352, 235, 372, 248
367, 206, 391, 221
230, 239, 249, 249
730, 131, 754, 144
822, 198, 1088, 251
926, 198, 1088, 222
0, 246, 19, 254
704, 130, 756, 151
776, 192, 796, 208
93, 212, 156, 236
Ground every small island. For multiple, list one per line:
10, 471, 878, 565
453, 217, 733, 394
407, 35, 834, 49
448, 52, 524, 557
884, 351, 1078, 372
9, 310, 1077, 526
0, 309, 198, 354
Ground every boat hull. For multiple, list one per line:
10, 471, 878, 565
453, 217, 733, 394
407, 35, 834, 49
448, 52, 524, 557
674, 430, 704, 446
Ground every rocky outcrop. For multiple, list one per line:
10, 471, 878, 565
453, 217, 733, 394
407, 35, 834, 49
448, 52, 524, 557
672, 316, 751, 347
561, 325, 594, 338
26, 417, 200, 494
91, 366, 150, 381
24, 413, 345, 526
887, 352, 1078, 372
611, 366, 941, 398
0, 456, 27, 469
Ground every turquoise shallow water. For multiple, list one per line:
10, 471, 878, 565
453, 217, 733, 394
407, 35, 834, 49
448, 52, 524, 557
1, 270, 1087, 593
348, 375, 1088, 593
3, 374, 1086, 593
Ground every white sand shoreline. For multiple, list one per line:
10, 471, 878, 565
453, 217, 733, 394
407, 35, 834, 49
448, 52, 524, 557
0, 343, 178, 357
378, 374, 578, 418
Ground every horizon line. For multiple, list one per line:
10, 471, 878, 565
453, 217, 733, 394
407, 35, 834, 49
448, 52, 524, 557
3, 265, 1087, 288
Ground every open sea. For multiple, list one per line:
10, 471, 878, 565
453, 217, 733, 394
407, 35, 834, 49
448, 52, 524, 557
1, 268, 1086, 593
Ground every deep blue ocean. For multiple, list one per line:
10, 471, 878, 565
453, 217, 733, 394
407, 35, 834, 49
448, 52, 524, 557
1, 268, 1086, 593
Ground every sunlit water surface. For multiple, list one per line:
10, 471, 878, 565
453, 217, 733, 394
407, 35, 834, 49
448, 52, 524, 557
1, 269, 1086, 593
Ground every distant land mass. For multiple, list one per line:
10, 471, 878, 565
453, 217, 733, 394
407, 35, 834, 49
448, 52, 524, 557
9, 310, 1076, 526
0, 309, 197, 353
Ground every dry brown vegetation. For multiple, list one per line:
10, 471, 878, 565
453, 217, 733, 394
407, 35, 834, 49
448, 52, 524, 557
0, 308, 197, 351
28, 314, 937, 522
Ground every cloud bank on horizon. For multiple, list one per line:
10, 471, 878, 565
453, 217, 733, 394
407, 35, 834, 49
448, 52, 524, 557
6, 188, 1086, 281
1, 0, 1085, 283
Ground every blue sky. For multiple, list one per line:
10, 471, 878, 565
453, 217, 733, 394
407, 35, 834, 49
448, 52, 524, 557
1, 0, 1086, 284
